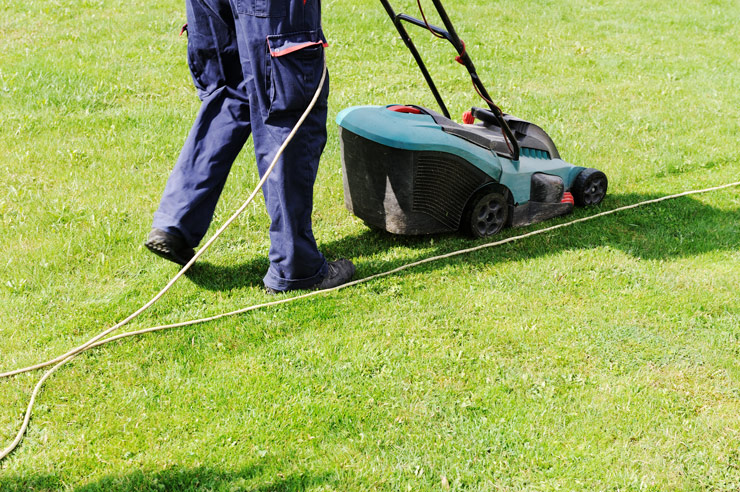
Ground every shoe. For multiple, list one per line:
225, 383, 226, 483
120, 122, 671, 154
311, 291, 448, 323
315, 258, 356, 290
144, 228, 195, 266
265, 259, 356, 294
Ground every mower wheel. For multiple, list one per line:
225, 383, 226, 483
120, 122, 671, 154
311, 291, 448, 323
463, 190, 509, 238
572, 168, 608, 207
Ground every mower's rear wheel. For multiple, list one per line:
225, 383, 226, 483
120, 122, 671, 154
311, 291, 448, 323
463, 190, 509, 238
572, 168, 608, 207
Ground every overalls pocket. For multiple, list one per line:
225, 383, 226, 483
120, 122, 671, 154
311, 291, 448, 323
186, 32, 211, 98
235, 0, 287, 17
266, 30, 328, 115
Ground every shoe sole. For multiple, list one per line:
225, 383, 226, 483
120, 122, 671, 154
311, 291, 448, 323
145, 239, 193, 266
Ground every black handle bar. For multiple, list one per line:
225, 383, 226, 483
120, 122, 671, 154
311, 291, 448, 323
396, 14, 453, 43
378, 0, 520, 161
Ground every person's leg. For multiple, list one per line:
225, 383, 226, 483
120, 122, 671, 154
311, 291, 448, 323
231, 0, 332, 291
151, 0, 251, 248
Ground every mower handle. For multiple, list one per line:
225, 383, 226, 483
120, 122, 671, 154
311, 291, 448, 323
396, 13, 454, 44
378, 0, 520, 161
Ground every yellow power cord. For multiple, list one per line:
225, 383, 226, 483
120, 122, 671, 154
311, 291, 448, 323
1, 57, 738, 460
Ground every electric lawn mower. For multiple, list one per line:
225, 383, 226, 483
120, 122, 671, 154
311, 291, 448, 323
337, 0, 608, 237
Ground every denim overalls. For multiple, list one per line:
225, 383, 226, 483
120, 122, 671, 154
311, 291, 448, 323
152, 0, 329, 291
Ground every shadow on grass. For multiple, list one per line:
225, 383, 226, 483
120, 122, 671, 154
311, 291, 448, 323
185, 192, 739, 291
0, 461, 335, 491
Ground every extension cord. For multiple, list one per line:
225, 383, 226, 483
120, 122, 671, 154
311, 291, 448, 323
3, 178, 738, 461
1, 68, 738, 459
0, 59, 328, 461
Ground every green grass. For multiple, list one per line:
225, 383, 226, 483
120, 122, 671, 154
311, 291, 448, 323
1, 0, 740, 490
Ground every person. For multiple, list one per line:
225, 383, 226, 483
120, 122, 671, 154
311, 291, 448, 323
144, 0, 355, 293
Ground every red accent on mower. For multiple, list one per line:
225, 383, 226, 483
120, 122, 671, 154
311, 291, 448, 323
388, 105, 423, 114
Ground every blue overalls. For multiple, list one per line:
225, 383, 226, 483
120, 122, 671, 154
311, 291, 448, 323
152, 0, 330, 291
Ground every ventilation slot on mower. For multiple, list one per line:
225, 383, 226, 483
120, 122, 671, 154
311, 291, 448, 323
412, 152, 487, 230
520, 147, 551, 159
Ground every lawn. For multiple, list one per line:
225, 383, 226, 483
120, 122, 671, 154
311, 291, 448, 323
1, 0, 739, 490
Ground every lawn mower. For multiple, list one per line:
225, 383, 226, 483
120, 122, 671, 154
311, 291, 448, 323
336, 0, 608, 237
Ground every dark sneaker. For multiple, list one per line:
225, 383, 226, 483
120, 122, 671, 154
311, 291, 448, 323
315, 258, 356, 290
265, 259, 356, 294
144, 228, 195, 266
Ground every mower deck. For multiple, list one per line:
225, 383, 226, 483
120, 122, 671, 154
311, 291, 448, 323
337, 0, 608, 238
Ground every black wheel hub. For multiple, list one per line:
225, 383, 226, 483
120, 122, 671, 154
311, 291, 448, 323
583, 177, 607, 205
474, 197, 507, 236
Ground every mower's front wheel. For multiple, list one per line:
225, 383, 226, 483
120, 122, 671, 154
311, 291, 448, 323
463, 190, 509, 238
572, 168, 608, 207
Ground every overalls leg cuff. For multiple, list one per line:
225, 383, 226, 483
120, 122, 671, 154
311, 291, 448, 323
263, 258, 328, 292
